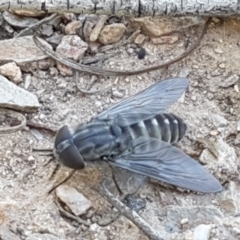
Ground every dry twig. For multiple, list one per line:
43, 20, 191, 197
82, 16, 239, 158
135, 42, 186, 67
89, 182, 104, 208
74, 71, 112, 95
0, 109, 26, 134
54, 199, 91, 227
96, 183, 164, 240
48, 169, 76, 194
33, 17, 212, 77
81, 52, 121, 65
15, 14, 58, 38
26, 121, 57, 134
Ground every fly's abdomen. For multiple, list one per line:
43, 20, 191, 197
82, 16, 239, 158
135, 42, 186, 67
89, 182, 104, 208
124, 113, 187, 143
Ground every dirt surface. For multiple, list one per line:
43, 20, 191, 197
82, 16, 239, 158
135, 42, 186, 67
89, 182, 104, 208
1, 18, 240, 240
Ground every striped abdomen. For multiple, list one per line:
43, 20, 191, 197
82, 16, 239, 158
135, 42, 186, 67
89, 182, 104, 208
123, 113, 187, 143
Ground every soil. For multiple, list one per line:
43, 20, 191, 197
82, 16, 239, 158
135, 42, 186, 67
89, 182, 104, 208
1, 18, 240, 240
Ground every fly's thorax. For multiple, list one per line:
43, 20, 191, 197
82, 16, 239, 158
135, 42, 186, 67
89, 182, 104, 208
72, 120, 123, 161
122, 113, 187, 144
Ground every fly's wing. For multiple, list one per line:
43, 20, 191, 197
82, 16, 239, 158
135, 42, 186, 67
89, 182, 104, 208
95, 78, 189, 127
109, 137, 223, 193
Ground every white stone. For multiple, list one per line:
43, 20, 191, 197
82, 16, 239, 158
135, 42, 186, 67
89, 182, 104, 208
56, 185, 92, 216
0, 75, 40, 112
194, 224, 212, 240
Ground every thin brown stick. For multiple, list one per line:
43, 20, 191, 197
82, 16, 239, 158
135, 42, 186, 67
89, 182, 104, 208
0, 109, 26, 134
48, 169, 76, 194
75, 71, 112, 95
96, 183, 164, 240
54, 200, 91, 227
81, 52, 121, 65
33, 17, 211, 77
26, 121, 57, 134
10, 120, 57, 134
15, 14, 58, 38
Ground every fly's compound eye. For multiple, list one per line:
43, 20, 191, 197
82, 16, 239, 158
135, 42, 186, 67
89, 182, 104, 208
55, 125, 85, 169
59, 144, 85, 169
55, 125, 72, 148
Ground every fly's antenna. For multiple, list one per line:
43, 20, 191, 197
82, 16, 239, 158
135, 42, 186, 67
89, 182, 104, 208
48, 169, 76, 194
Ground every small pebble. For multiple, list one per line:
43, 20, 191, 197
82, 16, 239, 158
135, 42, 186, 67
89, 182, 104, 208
210, 130, 218, 136
24, 74, 31, 89
181, 218, 189, 225
112, 90, 124, 98
219, 63, 225, 69
95, 101, 102, 108
134, 34, 146, 45
191, 95, 197, 101
214, 48, 223, 54
127, 48, 134, 54
27, 156, 35, 162
237, 121, 240, 131
234, 84, 239, 92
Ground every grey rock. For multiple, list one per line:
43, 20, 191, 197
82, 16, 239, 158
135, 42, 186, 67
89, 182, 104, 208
3, 11, 38, 28
194, 224, 212, 240
46, 34, 63, 46
211, 114, 228, 128
0, 36, 52, 64
83, 15, 100, 42
220, 74, 239, 88
56, 35, 88, 76
41, 24, 53, 37
56, 185, 92, 216
220, 181, 239, 215
0, 74, 40, 112
112, 167, 146, 197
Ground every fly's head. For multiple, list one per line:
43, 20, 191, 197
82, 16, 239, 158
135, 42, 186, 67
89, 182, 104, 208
54, 125, 85, 169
